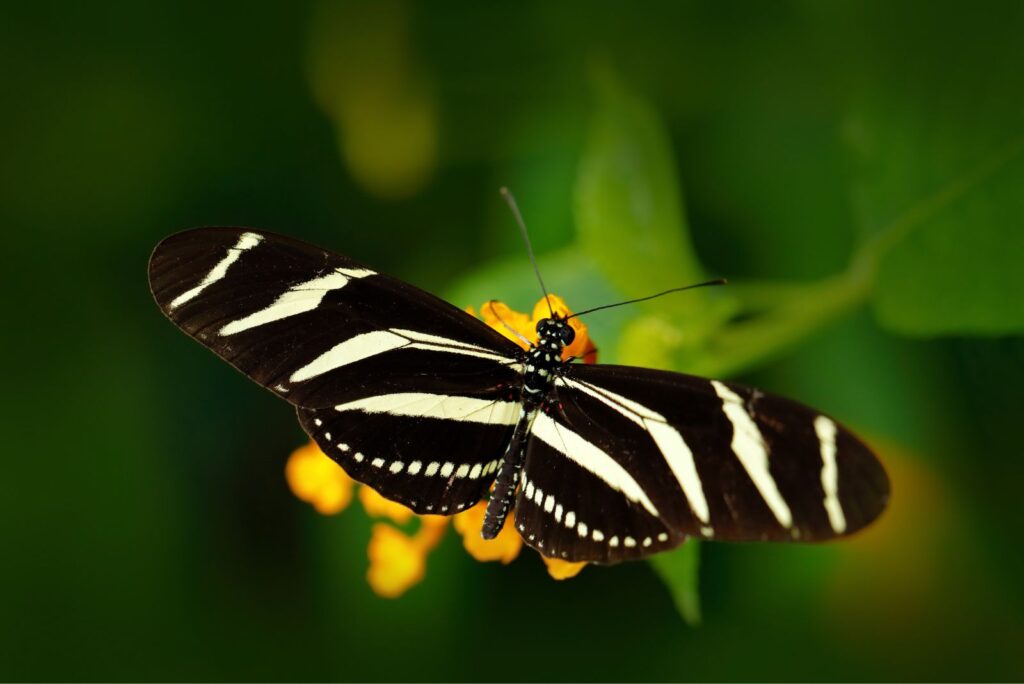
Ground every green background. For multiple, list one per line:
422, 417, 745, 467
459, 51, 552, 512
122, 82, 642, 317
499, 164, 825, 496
3, 0, 1023, 680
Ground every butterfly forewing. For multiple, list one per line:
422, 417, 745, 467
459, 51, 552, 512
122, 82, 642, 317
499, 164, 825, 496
148, 228, 522, 409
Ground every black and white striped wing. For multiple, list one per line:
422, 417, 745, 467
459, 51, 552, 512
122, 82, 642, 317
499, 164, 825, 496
515, 364, 889, 563
149, 228, 525, 511
296, 390, 518, 514
148, 228, 522, 409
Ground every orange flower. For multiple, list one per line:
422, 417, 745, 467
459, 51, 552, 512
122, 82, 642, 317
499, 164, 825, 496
359, 485, 414, 524
474, 294, 597, 363
366, 516, 447, 598
452, 501, 522, 563
366, 524, 424, 598
285, 440, 355, 514
284, 294, 596, 596
474, 300, 534, 348
542, 557, 588, 580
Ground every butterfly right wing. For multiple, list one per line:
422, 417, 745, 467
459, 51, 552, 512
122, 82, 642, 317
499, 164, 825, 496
514, 364, 889, 563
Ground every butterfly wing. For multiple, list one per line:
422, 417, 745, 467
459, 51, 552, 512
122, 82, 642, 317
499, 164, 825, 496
514, 363, 889, 563
148, 228, 523, 409
150, 227, 526, 512
514, 412, 681, 563
296, 389, 516, 514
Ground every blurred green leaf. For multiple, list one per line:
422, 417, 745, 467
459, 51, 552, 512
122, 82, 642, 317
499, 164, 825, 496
862, 141, 1024, 336
681, 273, 870, 379
650, 541, 701, 626
575, 69, 740, 378
446, 247, 639, 363
838, 6, 1024, 336
446, 248, 612, 312
574, 68, 705, 309
307, 0, 439, 199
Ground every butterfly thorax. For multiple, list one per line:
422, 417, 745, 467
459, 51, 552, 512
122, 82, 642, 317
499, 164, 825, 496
481, 317, 574, 539
521, 318, 572, 400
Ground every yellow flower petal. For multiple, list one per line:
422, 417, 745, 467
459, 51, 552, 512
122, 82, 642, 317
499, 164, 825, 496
474, 295, 599, 364
366, 523, 426, 598
531, 295, 597, 363
308, 0, 438, 199
359, 485, 414, 524
542, 557, 588, 580
348, 292, 603, 598
414, 514, 449, 551
531, 294, 572, 322
564, 319, 597, 363
285, 440, 355, 515
480, 300, 537, 350
453, 501, 523, 564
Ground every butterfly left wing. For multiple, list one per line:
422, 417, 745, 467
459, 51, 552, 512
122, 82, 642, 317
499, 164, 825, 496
149, 227, 523, 409
514, 363, 890, 563
296, 388, 518, 514
150, 227, 527, 513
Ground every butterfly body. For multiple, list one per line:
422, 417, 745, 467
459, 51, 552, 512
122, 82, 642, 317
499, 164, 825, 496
481, 316, 574, 538
149, 227, 889, 564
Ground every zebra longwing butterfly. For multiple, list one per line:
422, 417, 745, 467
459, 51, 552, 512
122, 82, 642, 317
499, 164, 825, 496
149, 227, 889, 563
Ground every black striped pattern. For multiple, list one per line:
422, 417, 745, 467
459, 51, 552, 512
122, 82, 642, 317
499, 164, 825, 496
149, 228, 522, 408
296, 389, 520, 511
149, 227, 890, 564
515, 365, 890, 562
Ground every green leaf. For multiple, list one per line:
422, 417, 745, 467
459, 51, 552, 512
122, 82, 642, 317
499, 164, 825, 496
444, 247, 638, 363
445, 248, 614, 314
574, 69, 705, 310
866, 143, 1024, 335
650, 541, 701, 626
839, 6, 1024, 335
575, 68, 737, 369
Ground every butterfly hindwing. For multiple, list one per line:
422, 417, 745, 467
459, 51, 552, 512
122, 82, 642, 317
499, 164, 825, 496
148, 228, 522, 409
297, 384, 520, 514
535, 364, 889, 555
515, 409, 683, 563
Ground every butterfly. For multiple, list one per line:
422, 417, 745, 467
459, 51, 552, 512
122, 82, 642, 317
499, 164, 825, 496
148, 225, 889, 564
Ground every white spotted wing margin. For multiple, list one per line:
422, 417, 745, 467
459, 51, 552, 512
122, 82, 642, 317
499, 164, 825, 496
148, 228, 523, 409
296, 391, 520, 515
514, 364, 889, 563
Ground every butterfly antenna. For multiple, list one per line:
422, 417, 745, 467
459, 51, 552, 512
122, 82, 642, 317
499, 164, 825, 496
500, 187, 554, 318
567, 279, 728, 319
485, 300, 535, 349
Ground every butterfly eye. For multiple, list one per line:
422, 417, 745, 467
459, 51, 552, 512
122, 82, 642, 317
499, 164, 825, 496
561, 325, 575, 345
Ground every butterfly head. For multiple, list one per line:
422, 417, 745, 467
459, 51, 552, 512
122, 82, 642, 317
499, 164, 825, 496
536, 316, 575, 350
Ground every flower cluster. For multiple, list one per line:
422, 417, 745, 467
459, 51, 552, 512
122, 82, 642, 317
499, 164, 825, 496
284, 295, 594, 597
471, 296, 597, 363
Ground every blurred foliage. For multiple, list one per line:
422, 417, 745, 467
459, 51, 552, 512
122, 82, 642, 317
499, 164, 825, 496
309, 0, 439, 199
575, 67, 708, 307
1, 0, 1023, 681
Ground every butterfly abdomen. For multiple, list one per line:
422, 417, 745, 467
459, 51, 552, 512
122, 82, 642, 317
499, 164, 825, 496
481, 409, 534, 539
482, 321, 570, 538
